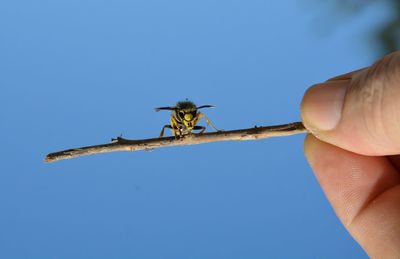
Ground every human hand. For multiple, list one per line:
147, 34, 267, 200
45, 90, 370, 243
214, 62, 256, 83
301, 51, 400, 258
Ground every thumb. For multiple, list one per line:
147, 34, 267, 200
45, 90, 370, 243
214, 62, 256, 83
301, 51, 400, 155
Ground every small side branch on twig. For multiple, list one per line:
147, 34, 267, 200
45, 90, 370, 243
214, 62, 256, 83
44, 121, 308, 163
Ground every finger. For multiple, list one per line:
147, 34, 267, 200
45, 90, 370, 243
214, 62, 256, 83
326, 67, 368, 82
301, 51, 400, 155
389, 155, 400, 171
304, 135, 400, 258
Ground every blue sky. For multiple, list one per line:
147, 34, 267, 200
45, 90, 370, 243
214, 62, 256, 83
0, 1, 390, 258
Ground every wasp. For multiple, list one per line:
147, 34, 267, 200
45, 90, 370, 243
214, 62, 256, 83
155, 100, 220, 138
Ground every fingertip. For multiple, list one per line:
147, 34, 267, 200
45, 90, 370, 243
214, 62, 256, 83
300, 81, 349, 132
302, 53, 400, 156
303, 134, 317, 164
303, 134, 334, 169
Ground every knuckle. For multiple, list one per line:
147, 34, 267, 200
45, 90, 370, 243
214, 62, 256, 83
347, 52, 400, 150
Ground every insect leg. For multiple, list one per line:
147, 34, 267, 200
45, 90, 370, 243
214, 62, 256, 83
159, 125, 172, 138
170, 116, 182, 138
193, 125, 206, 134
198, 112, 220, 132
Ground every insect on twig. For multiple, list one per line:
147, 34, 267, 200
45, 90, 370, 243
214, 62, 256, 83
155, 100, 221, 138
44, 100, 308, 163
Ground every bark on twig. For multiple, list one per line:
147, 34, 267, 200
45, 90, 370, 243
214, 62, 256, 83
44, 121, 308, 163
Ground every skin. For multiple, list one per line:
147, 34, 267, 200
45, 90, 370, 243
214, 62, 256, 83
301, 51, 400, 258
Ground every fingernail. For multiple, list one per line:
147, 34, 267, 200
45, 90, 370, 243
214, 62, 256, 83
301, 81, 348, 131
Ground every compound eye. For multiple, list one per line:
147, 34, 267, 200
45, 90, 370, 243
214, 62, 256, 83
178, 111, 185, 119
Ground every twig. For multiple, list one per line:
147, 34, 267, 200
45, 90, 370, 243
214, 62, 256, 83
44, 121, 308, 163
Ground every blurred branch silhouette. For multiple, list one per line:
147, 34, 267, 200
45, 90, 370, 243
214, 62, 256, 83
320, 0, 400, 55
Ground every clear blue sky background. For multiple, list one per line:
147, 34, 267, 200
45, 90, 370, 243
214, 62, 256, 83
0, 1, 391, 258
